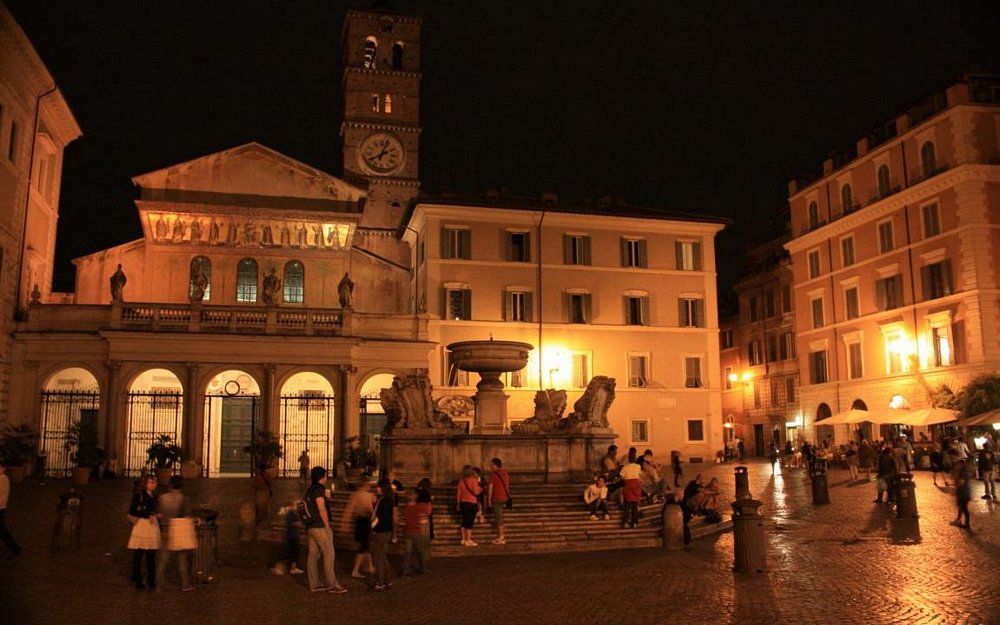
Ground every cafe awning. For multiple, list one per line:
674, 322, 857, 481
952, 408, 1000, 428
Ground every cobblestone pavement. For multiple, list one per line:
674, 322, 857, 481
2, 461, 998, 625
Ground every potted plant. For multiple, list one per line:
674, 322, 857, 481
243, 430, 282, 478
146, 434, 183, 485
65, 417, 104, 485
0, 423, 38, 483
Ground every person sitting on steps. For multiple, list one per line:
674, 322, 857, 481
584, 476, 610, 520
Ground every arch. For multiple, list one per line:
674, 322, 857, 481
358, 372, 396, 441
816, 403, 832, 421
236, 258, 258, 303
203, 369, 262, 476
363, 35, 378, 69
840, 183, 853, 213
920, 141, 936, 177
814, 402, 833, 445
124, 368, 185, 476
39, 366, 102, 477
876, 164, 891, 196
278, 371, 336, 476
283, 260, 304, 304
391, 41, 404, 70
851, 398, 867, 410
808, 201, 819, 229
189, 255, 212, 302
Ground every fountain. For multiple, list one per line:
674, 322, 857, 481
446, 339, 532, 433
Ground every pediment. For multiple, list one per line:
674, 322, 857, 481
131, 142, 366, 203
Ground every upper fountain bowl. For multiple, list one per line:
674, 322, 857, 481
446, 340, 533, 373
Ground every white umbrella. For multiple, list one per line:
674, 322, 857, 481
879, 407, 958, 427
952, 408, 1000, 428
815, 408, 872, 425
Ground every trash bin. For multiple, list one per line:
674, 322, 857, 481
661, 503, 684, 550
52, 489, 83, 549
192, 507, 219, 583
732, 498, 766, 573
734, 465, 750, 500
810, 460, 830, 505
893, 473, 918, 519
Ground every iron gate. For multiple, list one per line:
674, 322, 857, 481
39, 390, 100, 477
124, 391, 184, 476
279, 394, 334, 477
359, 392, 386, 457
203, 394, 260, 476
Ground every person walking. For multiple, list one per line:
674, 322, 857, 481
845, 440, 859, 481
584, 476, 610, 520
930, 442, 946, 487
953, 458, 973, 529
487, 458, 511, 545
303, 467, 347, 594
737, 437, 746, 463
271, 497, 305, 576
341, 482, 376, 579
874, 447, 896, 504
370, 479, 395, 591
155, 476, 196, 592
127, 475, 160, 589
620, 454, 643, 528
416, 478, 435, 542
978, 445, 996, 501
0, 462, 22, 557
456, 466, 482, 547
399, 489, 431, 576
768, 445, 779, 473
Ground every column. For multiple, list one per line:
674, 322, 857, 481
263, 364, 278, 433
338, 365, 358, 459
184, 362, 201, 469
105, 360, 124, 464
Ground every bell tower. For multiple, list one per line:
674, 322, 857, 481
341, 7, 422, 228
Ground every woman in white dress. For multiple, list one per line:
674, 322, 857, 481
127, 475, 160, 589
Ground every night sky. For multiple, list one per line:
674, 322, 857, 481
6, 1, 999, 301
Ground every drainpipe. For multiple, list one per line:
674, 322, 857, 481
536, 211, 546, 388
404, 225, 420, 319
824, 181, 841, 416
15, 84, 58, 320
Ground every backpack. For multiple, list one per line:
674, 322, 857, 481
294, 495, 312, 523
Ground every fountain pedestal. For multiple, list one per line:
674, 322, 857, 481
448, 340, 531, 434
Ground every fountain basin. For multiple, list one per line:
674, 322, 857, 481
446, 340, 532, 374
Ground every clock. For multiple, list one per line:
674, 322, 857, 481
358, 133, 405, 176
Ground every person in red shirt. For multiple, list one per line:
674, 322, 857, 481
487, 458, 511, 545
455, 466, 482, 547
399, 489, 432, 575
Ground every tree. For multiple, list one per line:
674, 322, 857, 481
953, 373, 1000, 419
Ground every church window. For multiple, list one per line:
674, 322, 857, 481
384, 94, 393, 114
392, 42, 404, 70
189, 256, 211, 302
363, 36, 378, 69
371, 94, 380, 113
236, 258, 258, 303
283, 260, 304, 304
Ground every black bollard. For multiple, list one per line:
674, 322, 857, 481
734, 465, 751, 500
810, 460, 830, 505
732, 498, 767, 573
52, 489, 84, 549
893, 473, 919, 519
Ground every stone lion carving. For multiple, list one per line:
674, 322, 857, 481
380, 373, 458, 431
511, 389, 567, 434
563, 376, 616, 430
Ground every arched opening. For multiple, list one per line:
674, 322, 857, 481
283, 260, 304, 304
877, 164, 891, 197
808, 201, 820, 229
236, 258, 258, 303
39, 367, 100, 477
189, 256, 211, 302
391, 42, 404, 70
815, 402, 833, 445
920, 141, 936, 177
358, 373, 395, 445
841, 183, 854, 213
203, 370, 261, 476
851, 399, 872, 442
124, 368, 184, 476
278, 372, 335, 477
363, 36, 378, 69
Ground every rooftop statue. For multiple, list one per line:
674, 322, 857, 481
109, 264, 126, 302
338, 272, 354, 309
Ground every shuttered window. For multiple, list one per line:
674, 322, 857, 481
845, 286, 860, 320
679, 298, 704, 328
847, 343, 864, 379
504, 290, 533, 322
811, 297, 824, 328
442, 228, 471, 259
809, 351, 828, 384
628, 355, 649, 388
675, 241, 702, 271
444, 288, 472, 320
567, 293, 592, 324
621, 238, 648, 268
507, 231, 531, 262
684, 357, 702, 388
921, 260, 952, 301
563, 235, 591, 265
876, 275, 904, 310
624, 295, 649, 326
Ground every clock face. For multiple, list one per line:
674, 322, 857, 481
359, 133, 405, 175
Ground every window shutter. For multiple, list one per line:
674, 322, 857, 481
622, 296, 630, 324
893, 276, 903, 307
441, 287, 449, 319
582, 236, 592, 265
583, 293, 592, 323
920, 266, 931, 301
695, 299, 705, 328
503, 290, 511, 321
693, 241, 703, 271
620, 238, 629, 267
876, 279, 887, 310
503, 231, 512, 262
461, 289, 472, 320
942, 259, 953, 295
460, 230, 471, 260
678, 299, 687, 327
638, 240, 648, 268
641, 296, 650, 326
675, 241, 683, 269
522, 232, 531, 262
564, 292, 571, 322
523, 292, 533, 323
563, 235, 573, 264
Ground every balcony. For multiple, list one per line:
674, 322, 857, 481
909, 162, 950, 185
21, 302, 427, 341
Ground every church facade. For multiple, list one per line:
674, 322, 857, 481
8, 7, 728, 477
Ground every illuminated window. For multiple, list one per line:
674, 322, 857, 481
391, 42, 404, 70
371, 93, 380, 113
808, 250, 821, 279
283, 260, 304, 304
724, 366, 733, 390
684, 357, 702, 388
675, 240, 702, 271
571, 353, 589, 388
920, 141, 936, 177
841, 236, 855, 267
883, 330, 905, 374
236, 258, 258, 303
877, 220, 894, 253
627, 354, 649, 388
932, 325, 952, 367
922, 203, 941, 238
188, 256, 212, 302
363, 36, 377, 69
384, 94, 393, 114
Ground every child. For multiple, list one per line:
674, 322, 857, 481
399, 489, 432, 575
271, 501, 305, 576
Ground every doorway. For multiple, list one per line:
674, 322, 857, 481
753, 424, 765, 457
219, 397, 257, 474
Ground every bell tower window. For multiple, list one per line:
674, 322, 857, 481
384, 94, 393, 114
392, 42, 404, 70
363, 36, 378, 69
371, 94, 380, 113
